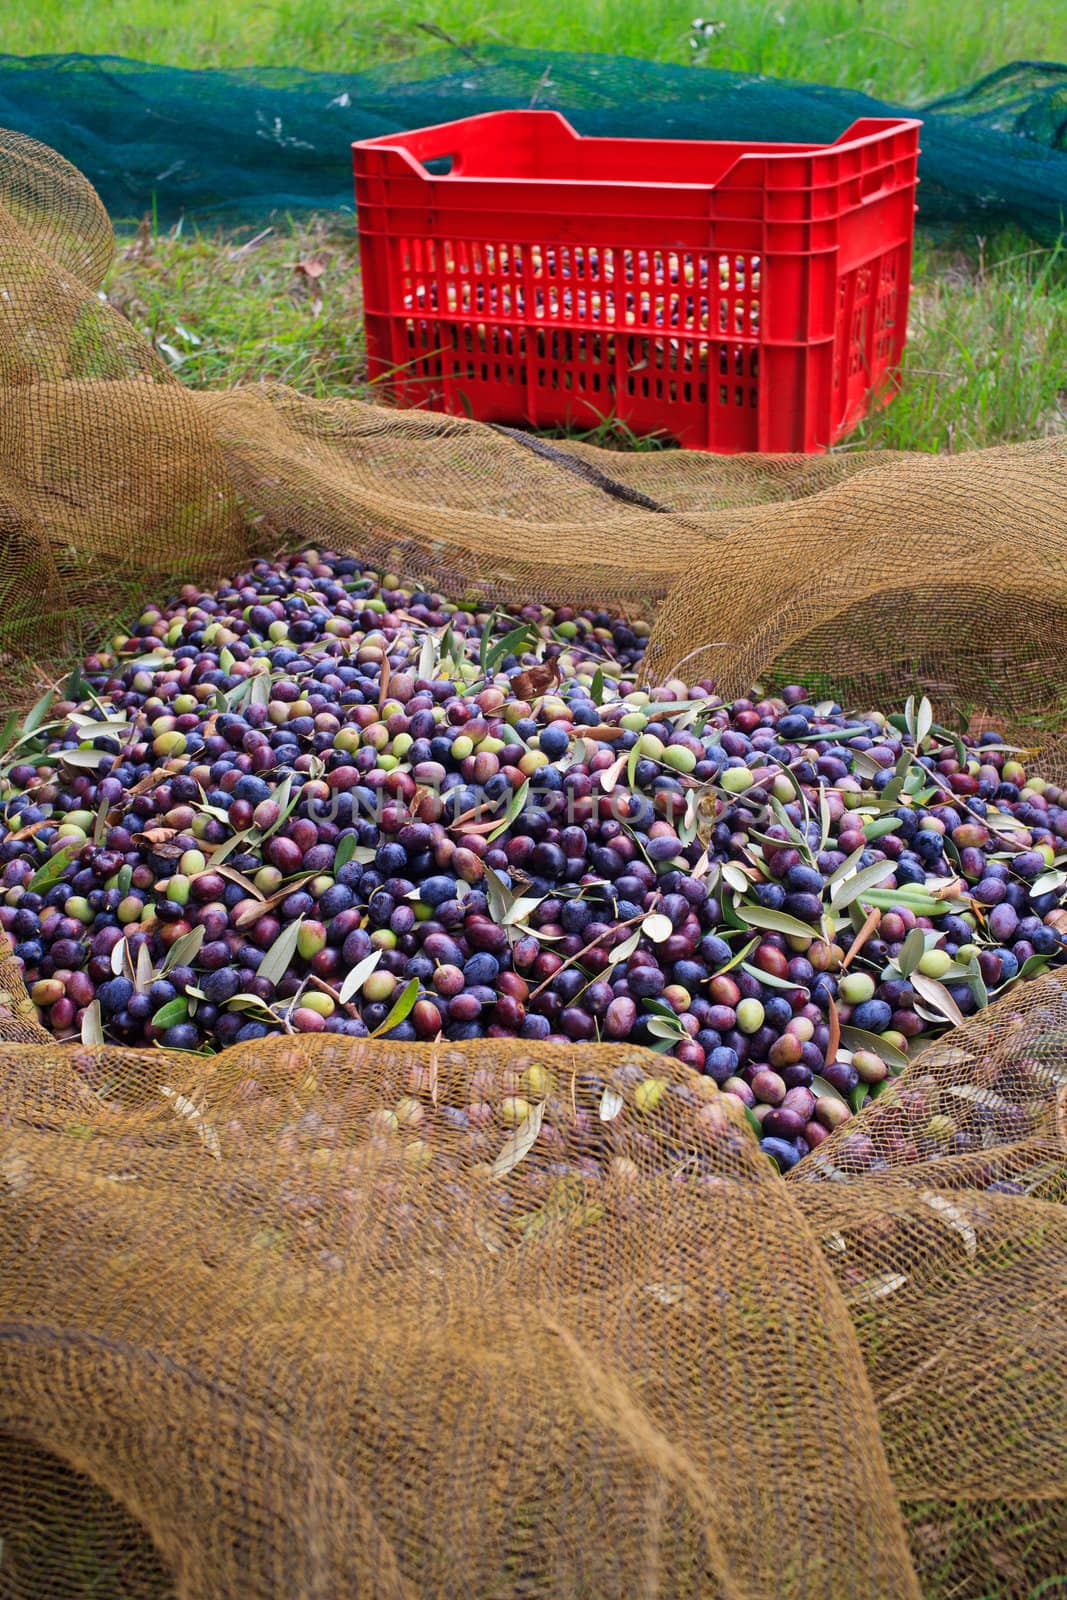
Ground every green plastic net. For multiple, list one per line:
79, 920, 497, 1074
0, 51, 1064, 235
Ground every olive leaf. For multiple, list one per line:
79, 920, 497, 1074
964, 958, 988, 1011
92, 796, 111, 846
249, 672, 273, 708
862, 815, 901, 842
27, 844, 77, 894
824, 844, 866, 891
1015, 952, 1057, 981
915, 696, 933, 749
829, 859, 897, 911
590, 666, 605, 706
790, 725, 870, 744
810, 1073, 850, 1109
933, 724, 969, 767
877, 774, 906, 813
736, 905, 820, 941
740, 961, 807, 994
135, 942, 154, 995
481, 862, 512, 926
843, 1272, 909, 1305
21, 688, 57, 738
721, 862, 751, 895
598, 753, 628, 793
486, 778, 530, 843
840, 1026, 909, 1071
81, 1000, 104, 1046
59, 748, 115, 771
897, 925, 927, 977
210, 826, 257, 867
337, 948, 384, 1004
767, 794, 810, 853
910, 972, 967, 1028
817, 785, 832, 853
161, 924, 205, 974
646, 1016, 687, 1040
603, 928, 641, 969
256, 775, 298, 842
370, 977, 420, 1037
257, 916, 305, 988
641, 912, 673, 943
485, 621, 539, 677
850, 749, 886, 781
489, 1099, 545, 1180
599, 1086, 625, 1122
678, 789, 702, 847
626, 738, 642, 792
151, 997, 189, 1028
478, 609, 499, 677
417, 631, 437, 683
826, 996, 841, 1065
121, 651, 174, 672
710, 936, 758, 977
159, 1086, 221, 1159
334, 832, 360, 873
859, 887, 943, 916
214, 864, 265, 900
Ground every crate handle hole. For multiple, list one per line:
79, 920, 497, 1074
421, 153, 458, 176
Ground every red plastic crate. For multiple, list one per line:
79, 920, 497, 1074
353, 110, 920, 453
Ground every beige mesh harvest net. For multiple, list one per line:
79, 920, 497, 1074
0, 128, 1065, 1600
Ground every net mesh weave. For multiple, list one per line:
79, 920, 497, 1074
0, 127, 1065, 1600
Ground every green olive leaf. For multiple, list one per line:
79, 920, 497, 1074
487, 778, 530, 843
736, 905, 819, 940
27, 843, 77, 894
161, 924, 205, 974
370, 976, 420, 1037
256, 915, 306, 989
710, 936, 759, 977
740, 961, 808, 994
249, 672, 272, 708
897, 925, 927, 977
829, 859, 897, 911
839, 1026, 909, 1070
334, 832, 360, 873
151, 997, 189, 1028
21, 688, 57, 738
862, 815, 901, 842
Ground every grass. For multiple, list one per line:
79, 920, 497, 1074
1, 0, 1066, 105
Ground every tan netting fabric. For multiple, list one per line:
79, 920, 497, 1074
0, 127, 1066, 1599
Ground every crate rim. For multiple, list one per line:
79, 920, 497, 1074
353, 108, 923, 192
